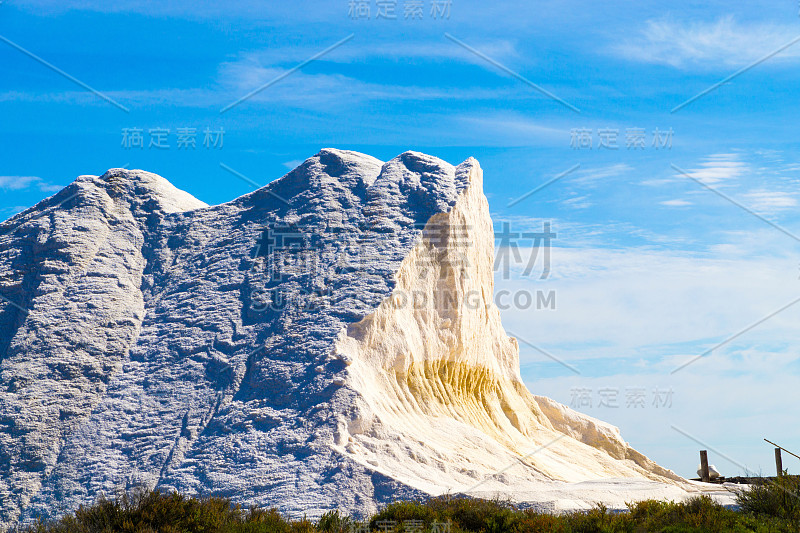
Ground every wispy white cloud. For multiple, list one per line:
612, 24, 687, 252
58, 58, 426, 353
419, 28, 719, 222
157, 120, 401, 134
0, 82, 526, 111
455, 115, 567, 144
498, 220, 800, 478
209, 37, 521, 107
612, 16, 800, 69
670, 152, 800, 217
528, 362, 800, 479
677, 153, 747, 185
571, 163, 631, 187
660, 199, 692, 207
0, 61, 547, 111
0, 176, 41, 190
742, 189, 798, 211
0, 37, 521, 111
9, 0, 341, 20
491, 215, 697, 250
0, 175, 62, 192
0, 206, 30, 221
282, 159, 305, 170
498, 241, 799, 360
215, 47, 535, 107
563, 195, 592, 209
640, 178, 674, 187
230, 39, 520, 67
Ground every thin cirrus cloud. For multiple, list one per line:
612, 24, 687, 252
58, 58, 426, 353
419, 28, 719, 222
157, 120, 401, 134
454, 115, 568, 144
0, 78, 524, 111
215, 38, 520, 98
501, 240, 800, 478
214, 65, 535, 109
742, 189, 798, 211
570, 163, 632, 188
660, 199, 692, 207
0, 206, 31, 220
211, 37, 522, 105
498, 242, 799, 362
611, 16, 800, 69
563, 195, 592, 210
675, 153, 747, 185
0, 37, 520, 110
669, 152, 800, 216
8, 0, 341, 20
230, 39, 520, 67
0, 175, 62, 193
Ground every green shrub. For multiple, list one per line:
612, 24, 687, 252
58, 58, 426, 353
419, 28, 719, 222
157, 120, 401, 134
26, 488, 292, 533
368, 500, 439, 531
624, 496, 743, 532
20, 487, 800, 533
422, 496, 518, 532
516, 510, 567, 533
735, 474, 800, 522
316, 511, 352, 533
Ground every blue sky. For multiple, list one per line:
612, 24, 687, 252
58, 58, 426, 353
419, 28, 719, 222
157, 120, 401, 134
2, 0, 800, 479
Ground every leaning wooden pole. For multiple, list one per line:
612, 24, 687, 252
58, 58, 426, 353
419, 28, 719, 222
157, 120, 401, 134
765, 439, 800, 461
700, 450, 710, 482
775, 448, 784, 476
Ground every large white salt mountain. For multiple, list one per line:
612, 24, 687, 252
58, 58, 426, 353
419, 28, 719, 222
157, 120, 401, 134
0, 150, 707, 527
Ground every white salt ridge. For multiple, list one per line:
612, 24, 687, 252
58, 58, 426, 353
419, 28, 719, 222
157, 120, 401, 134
0, 150, 731, 528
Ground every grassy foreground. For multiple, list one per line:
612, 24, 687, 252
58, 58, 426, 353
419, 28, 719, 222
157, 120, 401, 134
22, 476, 800, 533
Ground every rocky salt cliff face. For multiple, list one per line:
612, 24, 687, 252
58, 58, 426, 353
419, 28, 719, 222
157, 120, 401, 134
0, 150, 680, 528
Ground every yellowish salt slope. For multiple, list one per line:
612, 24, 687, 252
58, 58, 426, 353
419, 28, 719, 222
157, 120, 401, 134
334, 158, 688, 500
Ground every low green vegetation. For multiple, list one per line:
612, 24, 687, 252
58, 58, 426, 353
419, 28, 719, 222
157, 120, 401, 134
735, 473, 800, 524
21, 478, 800, 533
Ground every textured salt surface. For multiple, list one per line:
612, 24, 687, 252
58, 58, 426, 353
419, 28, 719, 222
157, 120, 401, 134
0, 150, 719, 527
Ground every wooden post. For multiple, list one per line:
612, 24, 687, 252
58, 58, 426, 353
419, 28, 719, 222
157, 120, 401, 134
700, 450, 710, 482
775, 447, 783, 476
